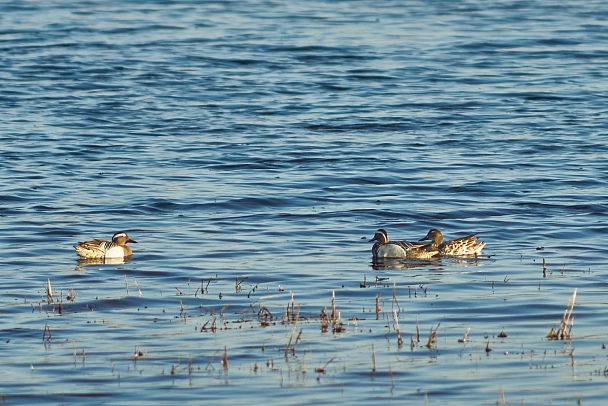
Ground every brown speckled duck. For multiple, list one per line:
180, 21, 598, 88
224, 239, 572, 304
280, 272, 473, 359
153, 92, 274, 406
418, 228, 485, 257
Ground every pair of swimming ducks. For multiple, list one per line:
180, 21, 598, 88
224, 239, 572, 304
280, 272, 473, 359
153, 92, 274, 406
369, 228, 486, 261
74, 228, 486, 260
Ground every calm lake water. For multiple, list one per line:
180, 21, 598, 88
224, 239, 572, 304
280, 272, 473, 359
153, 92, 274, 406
1, 0, 608, 404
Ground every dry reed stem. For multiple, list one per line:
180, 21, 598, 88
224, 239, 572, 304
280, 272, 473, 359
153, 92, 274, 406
542, 258, 547, 278
498, 388, 506, 405
66, 288, 76, 302
42, 323, 52, 341
315, 356, 336, 374
258, 306, 273, 326
46, 278, 53, 303
320, 308, 329, 333
292, 328, 303, 354
133, 277, 142, 296
458, 327, 471, 343
205, 351, 216, 370
285, 306, 301, 356
222, 346, 228, 371
205, 277, 213, 292
371, 343, 376, 372
290, 291, 296, 322
235, 276, 248, 293
393, 309, 403, 346
547, 288, 577, 340
124, 274, 129, 296
220, 303, 231, 318
426, 323, 440, 348
333, 311, 344, 333
283, 302, 290, 322
331, 290, 336, 327
392, 280, 401, 312
375, 293, 380, 320
560, 288, 577, 339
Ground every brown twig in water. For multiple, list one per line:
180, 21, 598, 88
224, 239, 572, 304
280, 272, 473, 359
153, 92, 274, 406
320, 308, 329, 333
222, 346, 228, 371
42, 323, 52, 341
375, 293, 380, 320
205, 277, 213, 293
124, 274, 129, 296
235, 276, 248, 293
258, 306, 273, 326
292, 328, 303, 354
315, 356, 337, 374
66, 288, 77, 302
426, 323, 440, 348
542, 258, 547, 278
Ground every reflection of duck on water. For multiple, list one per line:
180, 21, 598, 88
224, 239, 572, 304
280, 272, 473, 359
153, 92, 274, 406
76, 256, 131, 266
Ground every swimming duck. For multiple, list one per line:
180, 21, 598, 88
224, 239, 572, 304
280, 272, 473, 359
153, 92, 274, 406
369, 229, 438, 260
74, 231, 137, 259
418, 228, 485, 257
